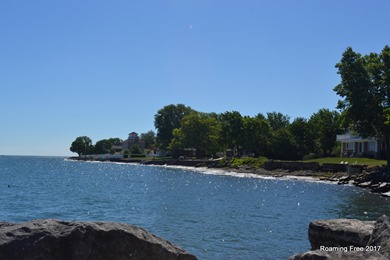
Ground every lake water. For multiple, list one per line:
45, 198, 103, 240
1, 156, 390, 259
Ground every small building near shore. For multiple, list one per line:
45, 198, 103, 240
336, 132, 383, 158
122, 132, 145, 154
110, 132, 145, 156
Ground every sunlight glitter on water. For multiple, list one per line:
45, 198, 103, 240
2, 156, 390, 259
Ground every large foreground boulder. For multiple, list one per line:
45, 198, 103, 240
290, 215, 390, 260
367, 215, 390, 259
0, 219, 197, 260
289, 250, 386, 260
308, 218, 375, 249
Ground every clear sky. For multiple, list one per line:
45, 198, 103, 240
1, 0, 389, 156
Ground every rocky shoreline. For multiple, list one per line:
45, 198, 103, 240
69, 157, 390, 197
211, 165, 390, 197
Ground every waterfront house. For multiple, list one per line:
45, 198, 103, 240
109, 132, 146, 156
336, 132, 383, 158
121, 132, 145, 154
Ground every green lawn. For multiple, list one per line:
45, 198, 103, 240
303, 157, 386, 168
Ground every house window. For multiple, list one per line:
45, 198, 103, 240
368, 141, 376, 152
346, 142, 354, 150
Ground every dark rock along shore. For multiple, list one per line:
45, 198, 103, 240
0, 219, 197, 260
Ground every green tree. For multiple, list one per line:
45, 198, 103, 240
218, 111, 243, 156
131, 144, 141, 155
70, 136, 94, 156
288, 117, 315, 158
241, 116, 271, 156
334, 46, 390, 164
94, 138, 122, 154
266, 112, 290, 131
140, 130, 156, 149
308, 109, 340, 156
169, 112, 221, 156
154, 104, 193, 150
268, 128, 299, 160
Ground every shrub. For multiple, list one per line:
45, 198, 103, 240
229, 156, 268, 168
130, 154, 146, 158
303, 153, 317, 160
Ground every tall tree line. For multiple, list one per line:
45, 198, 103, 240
71, 45, 390, 163
154, 104, 341, 160
70, 132, 156, 157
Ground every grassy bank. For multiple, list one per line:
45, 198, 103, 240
303, 157, 386, 168
221, 156, 386, 170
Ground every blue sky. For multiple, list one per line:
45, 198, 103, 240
1, 0, 389, 156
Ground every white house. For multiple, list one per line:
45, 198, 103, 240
336, 132, 383, 158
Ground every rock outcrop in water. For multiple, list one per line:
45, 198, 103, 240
0, 219, 197, 260
290, 215, 390, 260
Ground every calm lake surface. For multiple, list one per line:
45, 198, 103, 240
1, 156, 390, 259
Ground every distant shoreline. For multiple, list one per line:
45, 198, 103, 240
66, 156, 345, 180
67, 156, 390, 197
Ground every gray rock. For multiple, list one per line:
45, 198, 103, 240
368, 215, 390, 259
355, 181, 372, 188
381, 191, 390, 197
291, 216, 390, 260
0, 219, 197, 260
371, 183, 390, 193
289, 249, 386, 260
337, 175, 351, 185
309, 219, 375, 249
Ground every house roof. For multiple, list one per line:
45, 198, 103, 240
336, 133, 375, 142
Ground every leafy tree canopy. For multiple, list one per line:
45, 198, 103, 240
169, 112, 221, 156
70, 136, 93, 156
241, 116, 271, 157
269, 128, 299, 160
288, 117, 313, 158
266, 112, 290, 131
94, 138, 122, 154
140, 130, 156, 150
218, 111, 243, 154
309, 109, 340, 156
334, 46, 390, 164
154, 104, 193, 150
